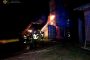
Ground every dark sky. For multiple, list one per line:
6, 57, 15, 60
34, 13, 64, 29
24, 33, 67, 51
0, 0, 49, 38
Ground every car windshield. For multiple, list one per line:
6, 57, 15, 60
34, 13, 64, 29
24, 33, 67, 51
31, 23, 43, 30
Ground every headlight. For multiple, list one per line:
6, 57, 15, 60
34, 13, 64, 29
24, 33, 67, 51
24, 35, 27, 39
28, 30, 32, 33
24, 41, 26, 43
33, 34, 39, 39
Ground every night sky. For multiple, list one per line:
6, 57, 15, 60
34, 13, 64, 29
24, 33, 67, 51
0, 0, 89, 38
0, 0, 49, 38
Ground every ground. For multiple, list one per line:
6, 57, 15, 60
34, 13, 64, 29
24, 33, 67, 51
2, 43, 90, 60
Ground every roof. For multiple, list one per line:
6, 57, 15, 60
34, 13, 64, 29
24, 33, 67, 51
74, 3, 90, 11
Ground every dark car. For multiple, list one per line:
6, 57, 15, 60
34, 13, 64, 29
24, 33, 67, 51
20, 22, 44, 50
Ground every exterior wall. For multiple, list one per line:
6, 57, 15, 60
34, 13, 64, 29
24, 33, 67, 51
56, 0, 68, 40
84, 9, 90, 42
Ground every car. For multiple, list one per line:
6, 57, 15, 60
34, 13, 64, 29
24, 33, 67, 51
20, 22, 44, 50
